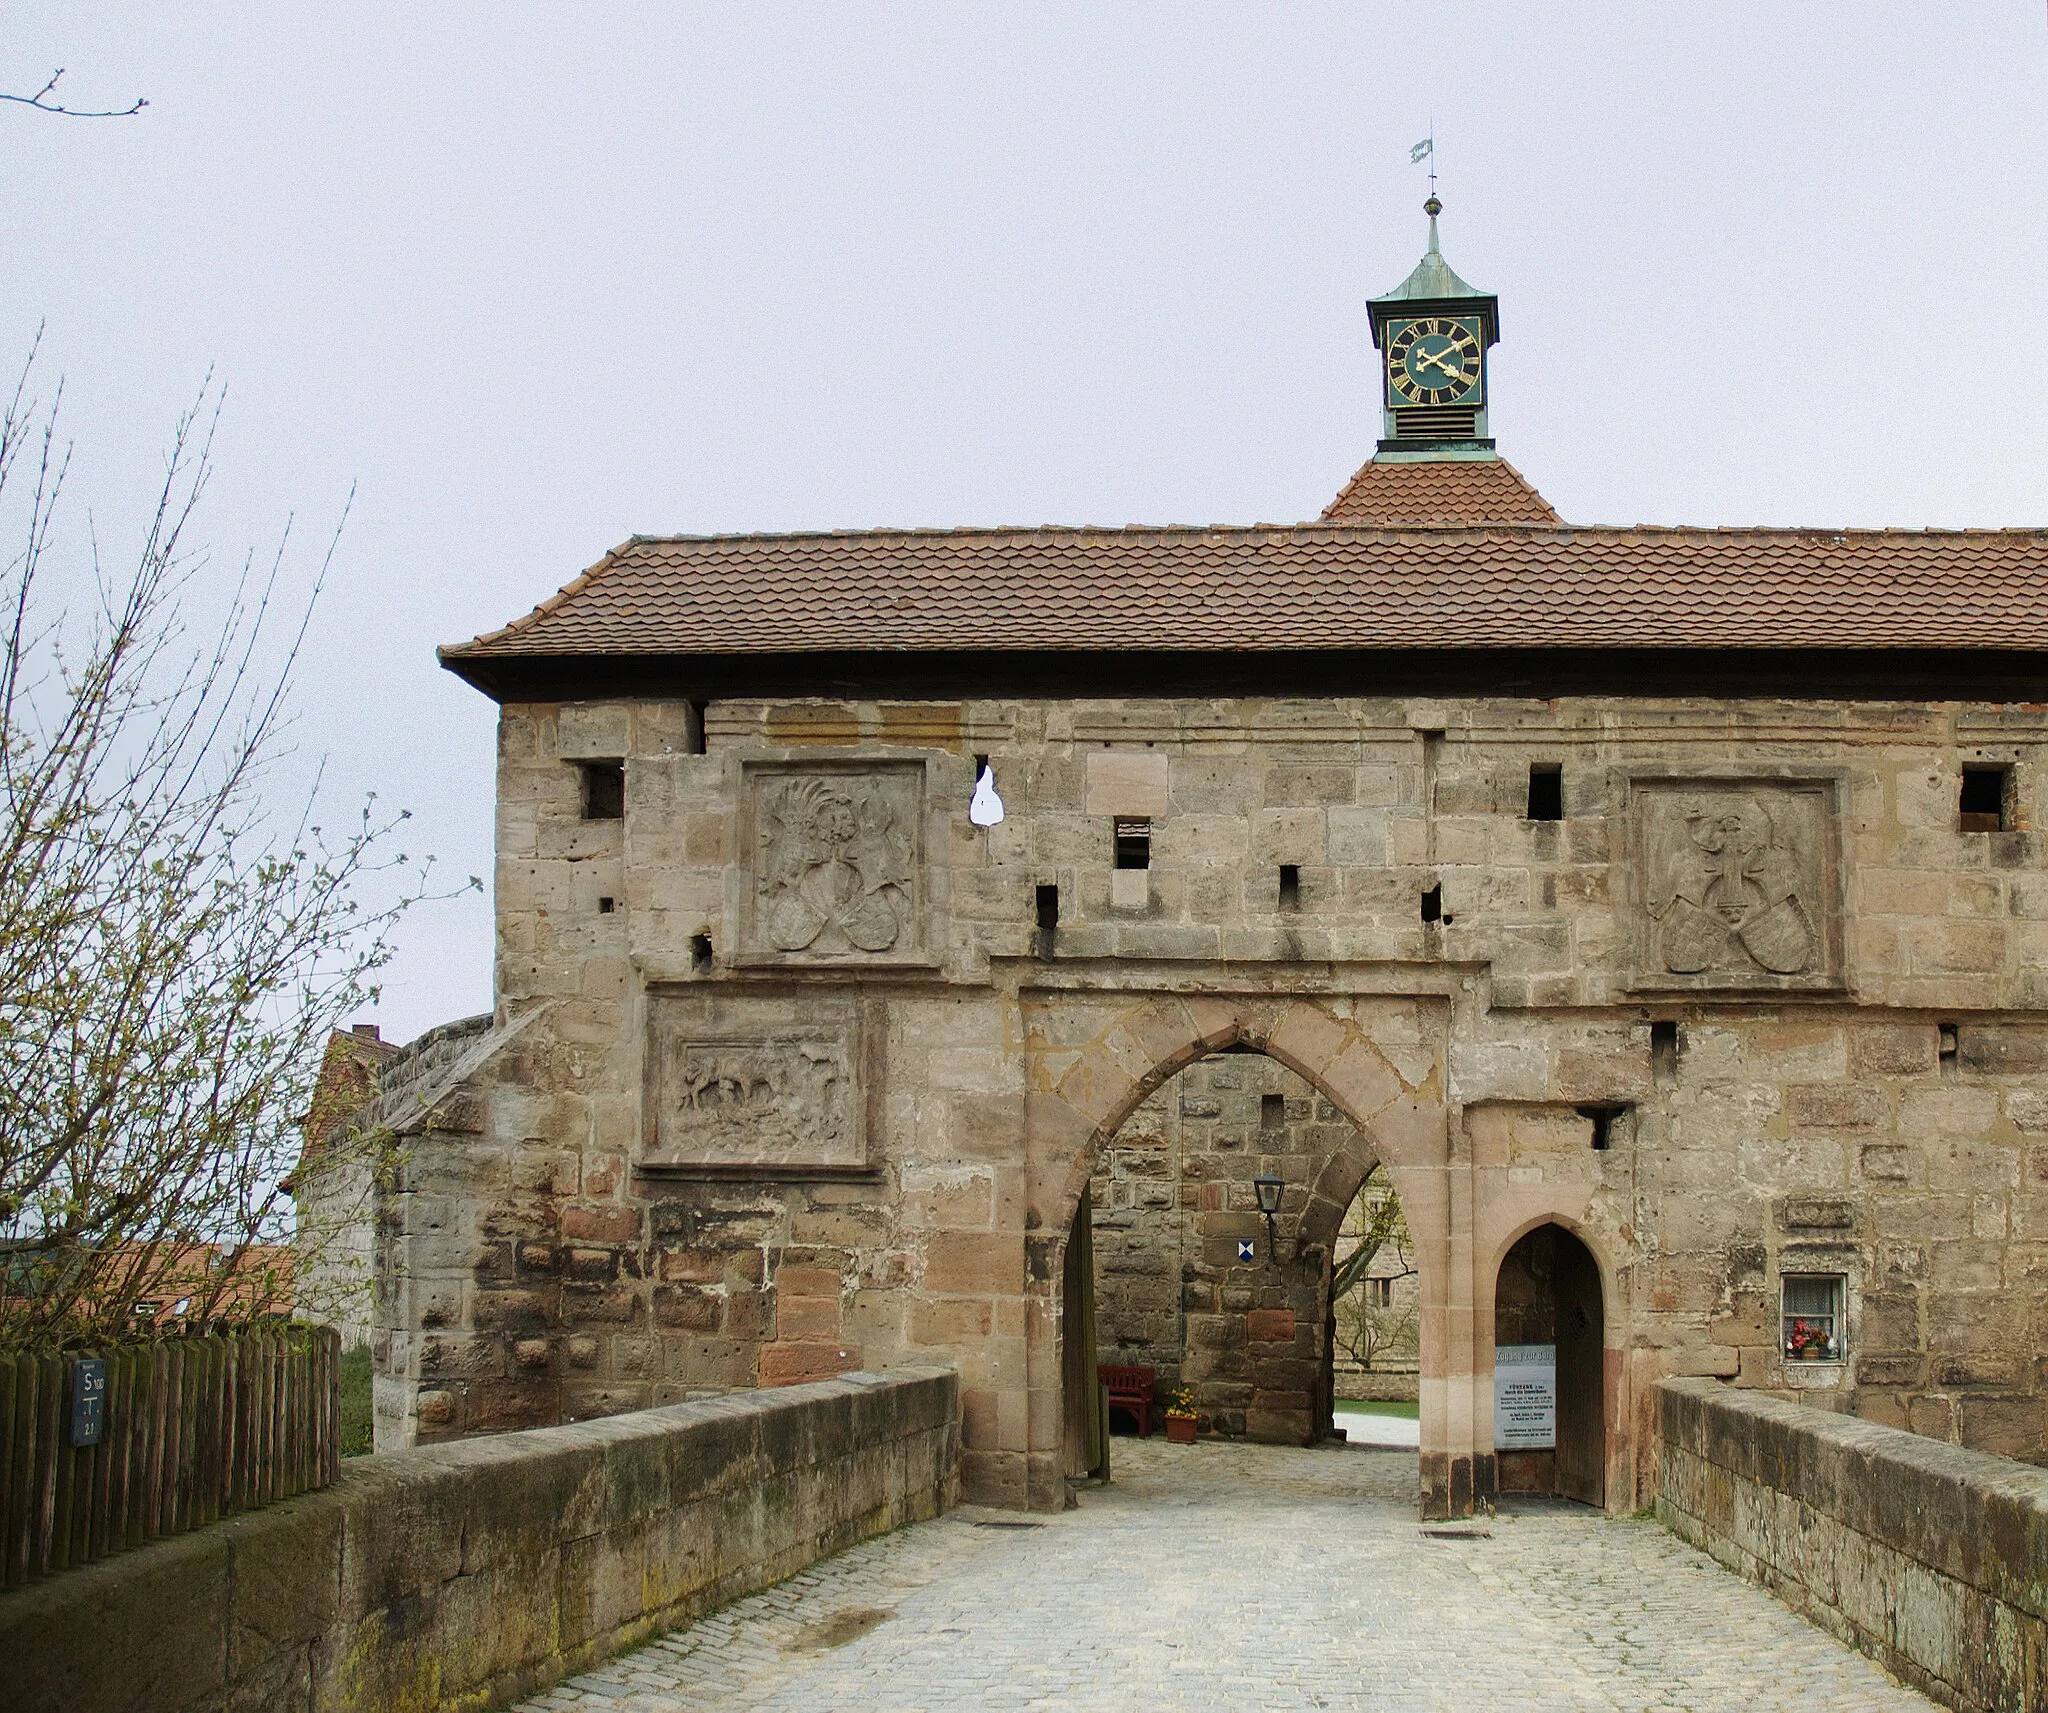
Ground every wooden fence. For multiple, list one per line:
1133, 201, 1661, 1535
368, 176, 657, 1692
0, 1323, 341, 1590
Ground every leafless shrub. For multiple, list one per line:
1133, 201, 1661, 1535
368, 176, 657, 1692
0, 338, 451, 1348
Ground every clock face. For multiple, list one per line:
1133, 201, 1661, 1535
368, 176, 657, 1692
1386, 317, 1484, 407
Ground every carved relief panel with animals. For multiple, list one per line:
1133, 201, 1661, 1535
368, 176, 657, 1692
642, 989, 867, 1170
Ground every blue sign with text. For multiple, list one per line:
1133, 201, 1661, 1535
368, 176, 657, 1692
70, 1356, 106, 1448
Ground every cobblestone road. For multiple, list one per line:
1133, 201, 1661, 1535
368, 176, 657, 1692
513, 1438, 1936, 1712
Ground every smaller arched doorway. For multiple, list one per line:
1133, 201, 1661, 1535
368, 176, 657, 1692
1493, 1224, 1605, 1506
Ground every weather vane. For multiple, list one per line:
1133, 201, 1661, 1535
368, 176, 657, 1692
1410, 126, 1437, 205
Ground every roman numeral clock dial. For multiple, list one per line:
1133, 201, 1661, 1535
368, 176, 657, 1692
1387, 318, 1484, 407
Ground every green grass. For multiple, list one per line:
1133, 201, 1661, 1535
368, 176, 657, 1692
339, 1344, 374, 1457
1333, 1398, 1419, 1420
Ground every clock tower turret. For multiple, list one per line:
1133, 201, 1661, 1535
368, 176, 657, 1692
1367, 196, 1501, 463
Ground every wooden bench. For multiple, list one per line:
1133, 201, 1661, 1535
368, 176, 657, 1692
1098, 1364, 1156, 1438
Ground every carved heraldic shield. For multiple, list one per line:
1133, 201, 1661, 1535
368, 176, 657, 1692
1630, 779, 1840, 992
746, 766, 921, 961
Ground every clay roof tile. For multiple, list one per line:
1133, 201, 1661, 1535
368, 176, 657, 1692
1320, 456, 1561, 526
441, 518, 2048, 662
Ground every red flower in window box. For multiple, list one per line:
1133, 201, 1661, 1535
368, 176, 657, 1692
1785, 1317, 1833, 1360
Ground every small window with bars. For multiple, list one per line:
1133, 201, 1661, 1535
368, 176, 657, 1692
1781, 1275, 1845, 1363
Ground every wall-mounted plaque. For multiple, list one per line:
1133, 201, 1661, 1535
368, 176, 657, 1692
643, 989, 866, 1171
1494, 1342, 1556, 1451
1626, 776, 1843, 993
70, 1356, 106, 1448
738, 762, 925, 965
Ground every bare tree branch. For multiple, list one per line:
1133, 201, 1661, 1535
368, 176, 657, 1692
1330, 1164, 1419, 1371
1, 68, 146, 120
0, 343, 463, 1349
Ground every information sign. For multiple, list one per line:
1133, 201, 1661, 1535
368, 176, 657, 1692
1494, 1342, 1556, 1450
70, 1356, 106, 1448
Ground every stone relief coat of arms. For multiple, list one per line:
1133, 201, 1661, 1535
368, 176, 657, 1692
748, 768, 920, 959
1631, 780, 1839, 991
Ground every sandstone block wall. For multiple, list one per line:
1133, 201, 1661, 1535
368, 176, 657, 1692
1655, 1375, 2048, 1713
0, 1368, 957, 1713
373, 692, 2048, 1511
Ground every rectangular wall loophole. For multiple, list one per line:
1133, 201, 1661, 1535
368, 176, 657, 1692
579, 759, 625, 820
1114, 819, 1151, 870
1278, 864, 1300, 909
1035, 883, 1060, 932
1650, 1020, 1680, 1082
1960, 764, 2010, 832
1527, 763, 1564, 821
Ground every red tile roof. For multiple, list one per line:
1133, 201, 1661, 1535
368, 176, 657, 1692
443, 522, 2048, 664
1321, 456, 1560, 525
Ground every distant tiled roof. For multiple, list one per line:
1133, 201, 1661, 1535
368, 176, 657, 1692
1321, 457, 1560, 525
442, 521, 2048, 664
299, 1015, 493, 1158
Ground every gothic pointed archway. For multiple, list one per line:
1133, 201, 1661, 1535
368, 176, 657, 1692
1018, 990, 1459, 1513
1492, 1220, 1610, 1508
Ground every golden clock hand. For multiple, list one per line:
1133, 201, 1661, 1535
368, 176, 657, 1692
1414, 345, 1468, 381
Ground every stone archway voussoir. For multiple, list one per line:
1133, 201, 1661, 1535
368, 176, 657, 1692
1261, 1001, 1352, 1087
1052, 1053, 1144, 1134
1298, 1183, 1362, 1250
1317, 1038, 1402, 1126
1099, 998, 1204, 1091
1181, 996, 1246, 1053
1024, 1090, 1099, 1231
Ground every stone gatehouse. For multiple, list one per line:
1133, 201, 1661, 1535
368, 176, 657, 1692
355, 204, 2048, 1518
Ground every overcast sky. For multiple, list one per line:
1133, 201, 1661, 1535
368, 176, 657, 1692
5, 4, 2045, 1042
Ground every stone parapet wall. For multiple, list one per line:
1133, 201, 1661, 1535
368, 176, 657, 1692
1654, 1375, 2048, 1713
1335, 1366, 1419, 1402
0, 1367, 958, 1713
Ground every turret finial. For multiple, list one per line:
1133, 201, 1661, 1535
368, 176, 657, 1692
1424, 195, 1442, 253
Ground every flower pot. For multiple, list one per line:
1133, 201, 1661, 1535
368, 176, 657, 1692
1165, 1415, 1197, 1444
